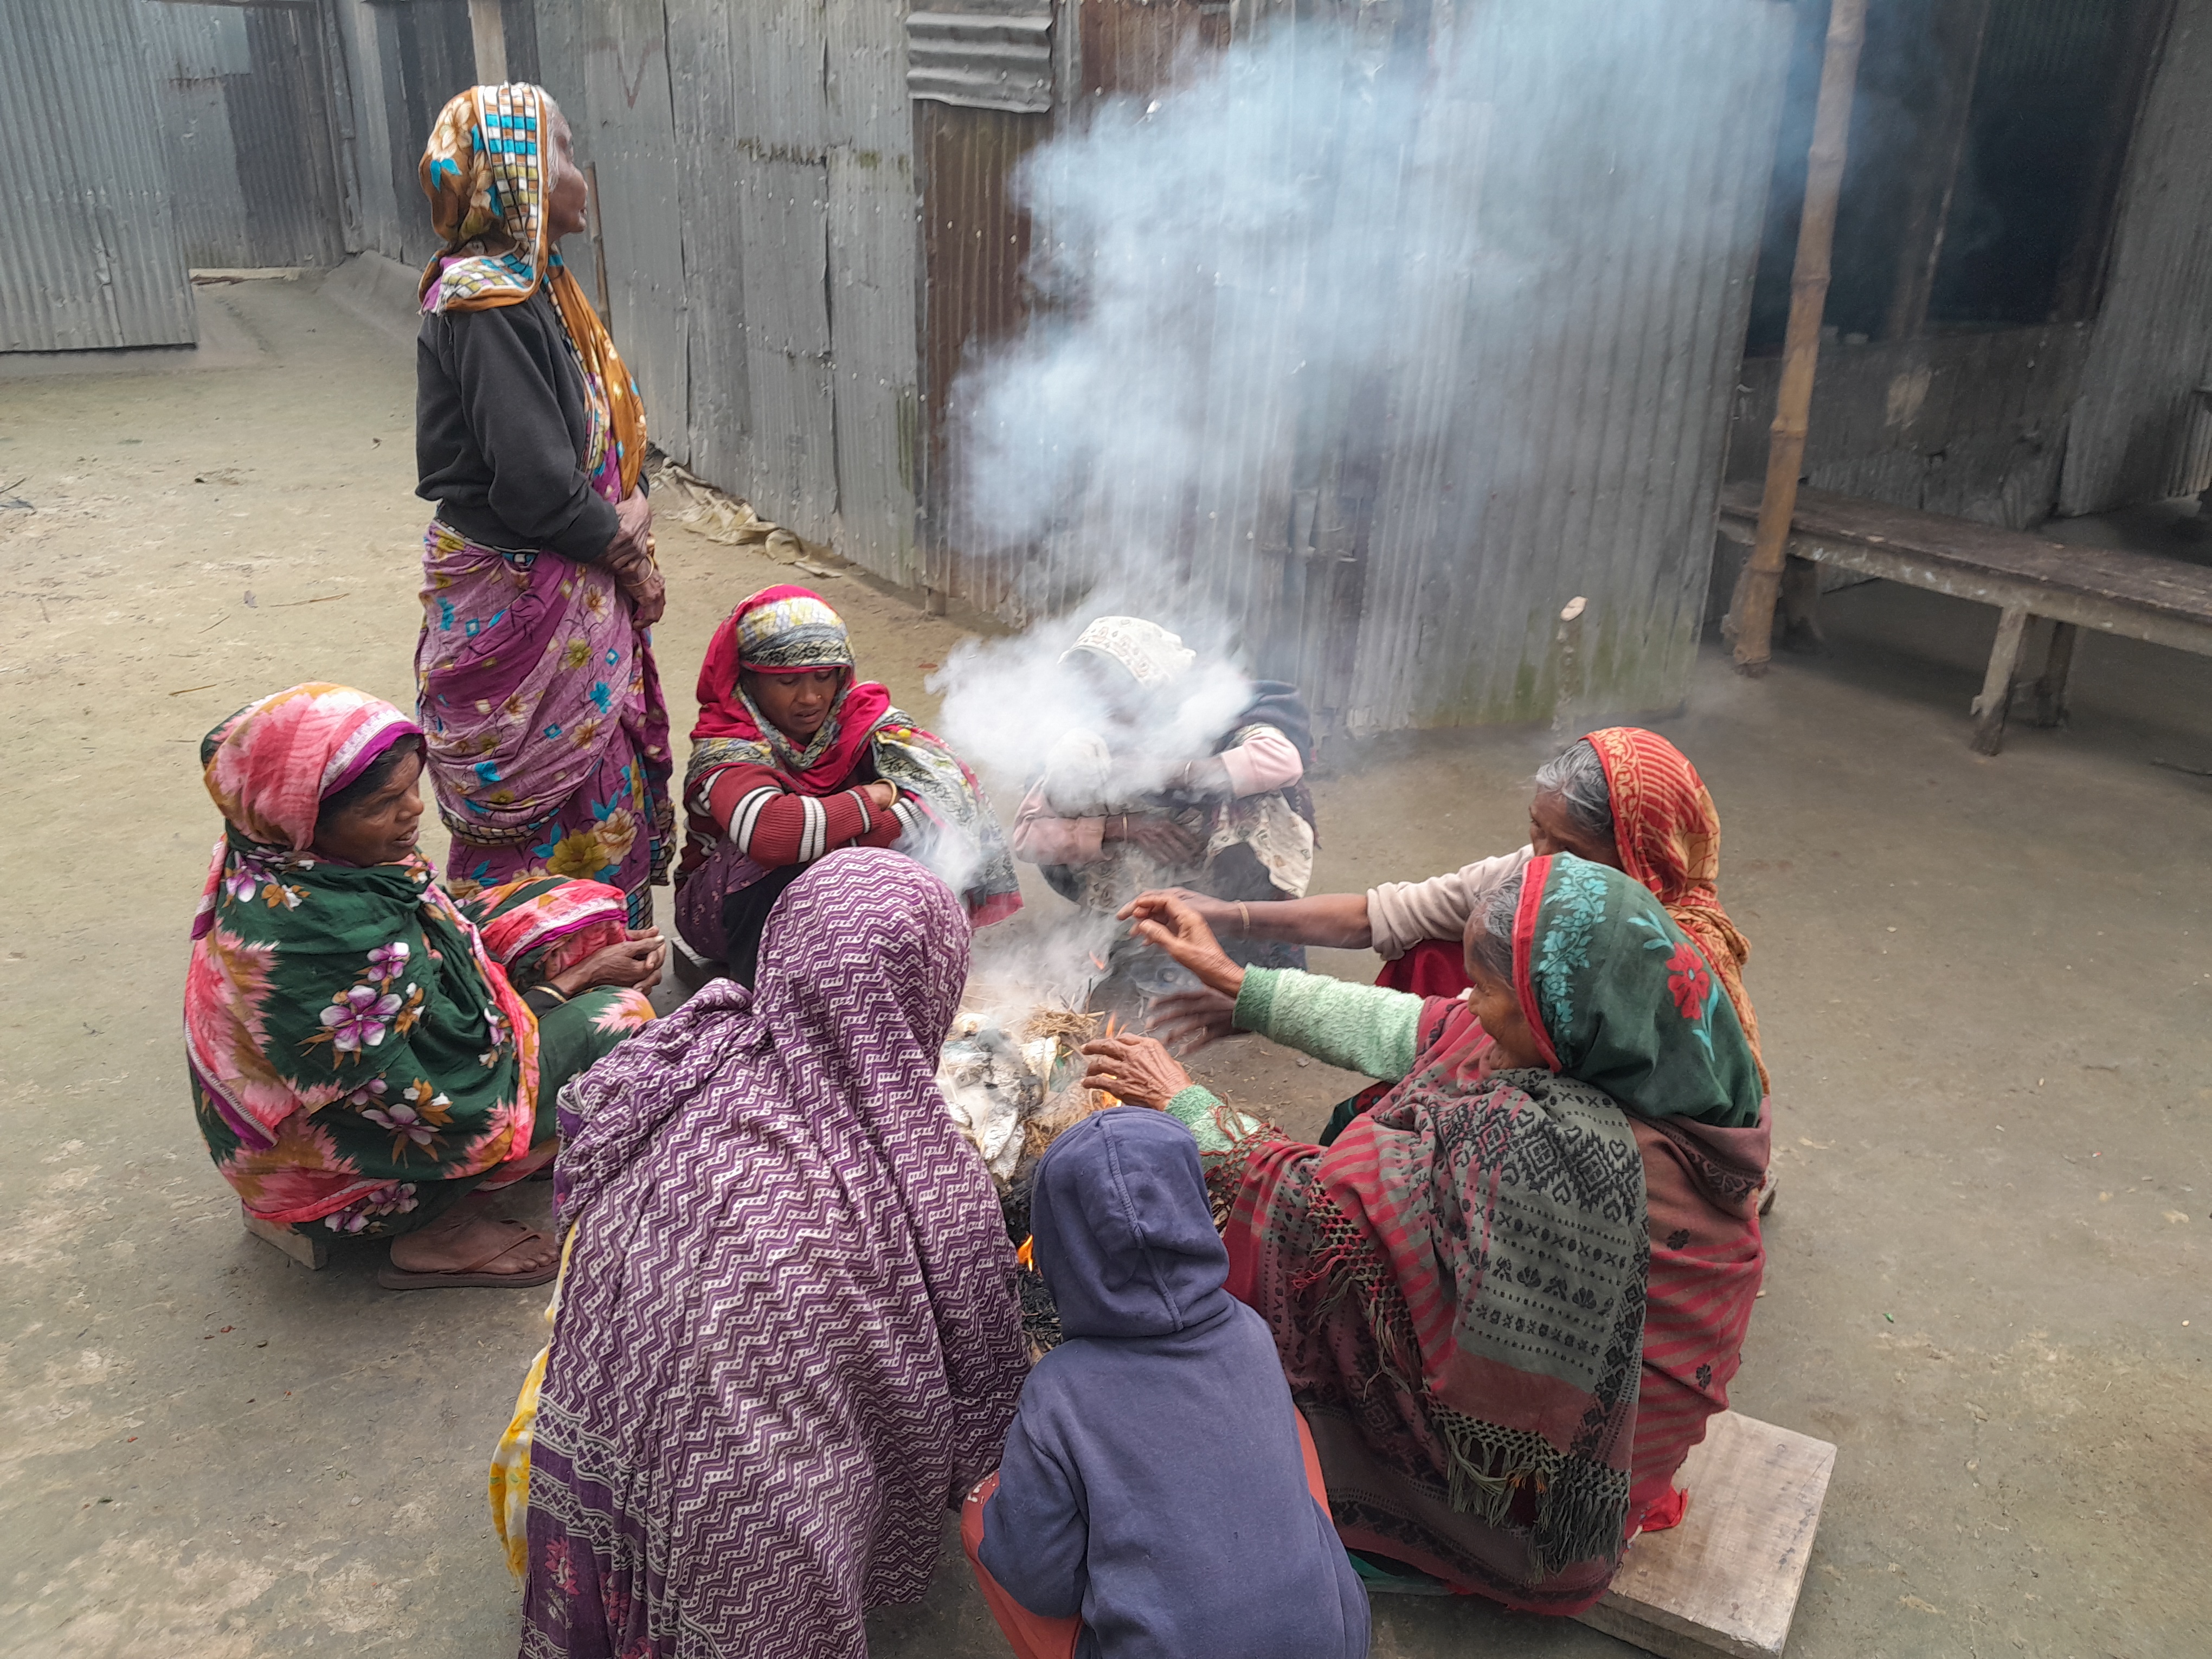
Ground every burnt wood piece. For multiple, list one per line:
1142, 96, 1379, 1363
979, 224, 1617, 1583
1717, 484, 2212, 754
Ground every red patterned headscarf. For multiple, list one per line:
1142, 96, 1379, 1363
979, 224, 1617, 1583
690, 585, 892, 794
1583, 728, 1765, 1090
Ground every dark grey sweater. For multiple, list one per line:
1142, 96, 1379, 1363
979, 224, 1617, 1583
415, 286, 634, 563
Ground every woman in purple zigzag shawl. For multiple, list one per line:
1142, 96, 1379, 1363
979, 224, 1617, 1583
513, 847, 1027, 1657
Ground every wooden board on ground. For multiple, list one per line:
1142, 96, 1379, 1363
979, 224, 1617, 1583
1575, 1411, 1835, 1659
241, 1204, 328, 1269
669, 936, 723, 992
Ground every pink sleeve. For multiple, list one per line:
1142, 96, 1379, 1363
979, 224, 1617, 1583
1009, 780, 1107, 866
1217, 724, 1305, 798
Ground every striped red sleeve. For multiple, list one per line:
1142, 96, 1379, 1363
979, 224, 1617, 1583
704, 762, 897, 866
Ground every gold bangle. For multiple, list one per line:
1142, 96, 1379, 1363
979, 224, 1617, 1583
1238, 902, 1251, 936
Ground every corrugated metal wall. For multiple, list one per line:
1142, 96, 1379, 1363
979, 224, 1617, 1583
326, 0, 538, 267
2060, 0, 2212, 513
925, 0, 1792, 730
142, 1, 351, 269
1732, 325, 2095, 531
0, 0, 197, 350
824, 0, 924, 582
1347, 0, 1795, 729
918, 100, 1047, 609
634, 0, 921, 581
539, 0, 691, 466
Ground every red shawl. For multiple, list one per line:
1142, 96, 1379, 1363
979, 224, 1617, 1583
1216, 857, 1767, 1615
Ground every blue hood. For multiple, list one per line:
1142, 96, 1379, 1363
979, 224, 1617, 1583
1030, 1107, 1234, 1340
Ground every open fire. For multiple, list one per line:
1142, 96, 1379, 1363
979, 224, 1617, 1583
937, 1004, 1122, 1185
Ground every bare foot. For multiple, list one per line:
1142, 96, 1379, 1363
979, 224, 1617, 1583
388, 1205, 558, 1278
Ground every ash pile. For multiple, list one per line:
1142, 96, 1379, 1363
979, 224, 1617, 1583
937, 1005, 1115, 1184
937, 911, 1196, 1351
937, 1000, 1130, 1354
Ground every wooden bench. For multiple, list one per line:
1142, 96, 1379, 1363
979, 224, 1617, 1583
1718, 482, 2212, 754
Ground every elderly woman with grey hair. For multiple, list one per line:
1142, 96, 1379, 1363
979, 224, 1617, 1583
1136, 726, 1769, 1149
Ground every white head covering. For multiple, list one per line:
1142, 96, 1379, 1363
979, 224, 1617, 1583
1062, 616, 1196, 692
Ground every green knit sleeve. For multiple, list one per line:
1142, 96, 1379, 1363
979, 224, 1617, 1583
1162, 1084, 1270, 1154
1232, 968, 1425, 1082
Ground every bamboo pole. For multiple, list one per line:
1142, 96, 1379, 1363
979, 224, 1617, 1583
1732, 0, 1868, 676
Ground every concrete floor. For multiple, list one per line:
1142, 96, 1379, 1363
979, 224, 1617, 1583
3, 275, 2209, 1659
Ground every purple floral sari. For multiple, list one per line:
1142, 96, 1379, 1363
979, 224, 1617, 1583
415, 452, 673, 925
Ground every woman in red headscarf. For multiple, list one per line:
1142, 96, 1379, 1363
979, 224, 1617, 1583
674, 585, 1020, 983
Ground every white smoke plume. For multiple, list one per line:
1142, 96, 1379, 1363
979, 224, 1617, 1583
948, 15, 1483, 604
934, 2, 1786, 728
929, 590, 1256, 809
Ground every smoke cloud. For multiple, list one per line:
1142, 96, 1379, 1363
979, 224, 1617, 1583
934, 3, 1787, 732
948, 16, 1492, 610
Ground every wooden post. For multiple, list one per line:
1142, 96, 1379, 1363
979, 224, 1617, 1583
469, 0, 507, 85
1732, 0, 1869, 677
1551, 595, 1588, 744
1969, 602, 2031, 755
584, 162, 613, 323
2030, 620, 2078, 729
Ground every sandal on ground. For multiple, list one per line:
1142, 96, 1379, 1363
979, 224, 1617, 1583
376, 1218, 560, 1290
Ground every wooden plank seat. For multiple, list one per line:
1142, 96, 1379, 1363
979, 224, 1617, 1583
1718, 481, 2212, 754
241, 1203, 329, 1269
1356, 1411, 1836, 1657
1576, 1412, 1836, 1659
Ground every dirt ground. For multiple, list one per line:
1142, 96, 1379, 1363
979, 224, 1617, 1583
3, 273, 2209, 1659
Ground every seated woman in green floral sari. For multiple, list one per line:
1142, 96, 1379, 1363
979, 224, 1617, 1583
185, 684, 666, 1289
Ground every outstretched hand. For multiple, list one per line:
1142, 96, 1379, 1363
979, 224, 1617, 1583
1143, 986, 1238, 1055
1078, 1032, 1194, 1111
1119, 892, 1245, 1000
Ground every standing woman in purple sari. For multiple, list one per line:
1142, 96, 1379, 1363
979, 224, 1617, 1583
413, 84, 674, 925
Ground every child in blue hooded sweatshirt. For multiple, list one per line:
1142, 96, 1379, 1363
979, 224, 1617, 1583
963, 1106, 1370, 1659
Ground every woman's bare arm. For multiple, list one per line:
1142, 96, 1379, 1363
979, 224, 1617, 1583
1121, 887, 1373, 949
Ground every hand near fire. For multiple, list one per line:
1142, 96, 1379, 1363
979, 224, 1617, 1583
1118, 892, 1246, 1001
1103, 813, 1205, 866
1143, 988, 1238, 1056
1078, 1032, 1194, 1111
